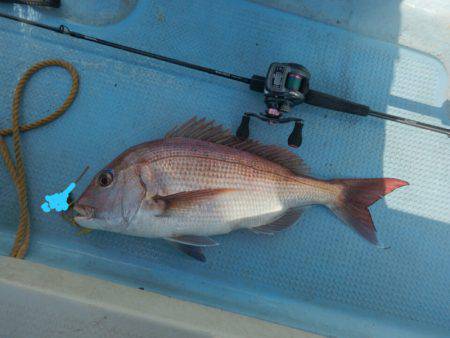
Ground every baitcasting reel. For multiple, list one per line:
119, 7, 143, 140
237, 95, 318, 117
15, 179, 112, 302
237, 61, 450, 148
237, 63, 311, 148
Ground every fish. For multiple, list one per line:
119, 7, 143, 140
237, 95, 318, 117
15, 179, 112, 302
73, 117, 408, 262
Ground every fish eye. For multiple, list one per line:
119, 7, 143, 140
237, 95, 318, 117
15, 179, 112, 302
98, 169, 114, 187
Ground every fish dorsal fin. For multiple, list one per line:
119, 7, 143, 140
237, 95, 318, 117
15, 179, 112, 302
165, 117, 309, 175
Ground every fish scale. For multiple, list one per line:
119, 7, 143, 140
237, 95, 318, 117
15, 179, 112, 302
74, 118, 408, 260
140, 154, 290, 235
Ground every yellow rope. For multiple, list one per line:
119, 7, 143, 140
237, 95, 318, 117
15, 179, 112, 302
0, 60, 79, 259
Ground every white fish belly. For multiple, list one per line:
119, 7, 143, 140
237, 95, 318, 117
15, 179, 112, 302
127, 189, 286, 238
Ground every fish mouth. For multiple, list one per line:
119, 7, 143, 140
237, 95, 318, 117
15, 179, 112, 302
73, 204, 95, 220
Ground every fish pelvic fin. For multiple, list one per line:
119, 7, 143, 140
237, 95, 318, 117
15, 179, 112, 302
328, 178, 409, 245
167, 241, 207, 262
165, 235, 218, 247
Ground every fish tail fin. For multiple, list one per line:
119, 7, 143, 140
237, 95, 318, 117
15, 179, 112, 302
328, 178, 408, 245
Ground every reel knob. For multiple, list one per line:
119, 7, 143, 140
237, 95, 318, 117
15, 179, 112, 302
236, 114, 250, 140
288, 120, 303, 148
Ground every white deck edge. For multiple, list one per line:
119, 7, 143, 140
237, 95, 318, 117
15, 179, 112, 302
0, 256, 321, 338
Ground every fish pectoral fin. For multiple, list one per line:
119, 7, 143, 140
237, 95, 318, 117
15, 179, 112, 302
251, 207, 306, 235
153, 188, 236, 214
165, 235, 219, 247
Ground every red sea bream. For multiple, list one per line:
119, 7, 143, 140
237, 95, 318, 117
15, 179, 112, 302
74, 118, 408, 261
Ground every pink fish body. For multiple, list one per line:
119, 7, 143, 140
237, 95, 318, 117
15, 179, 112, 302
74, 118, 408, 261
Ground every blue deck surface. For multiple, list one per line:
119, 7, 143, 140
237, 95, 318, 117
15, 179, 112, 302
0, 1, 449, 337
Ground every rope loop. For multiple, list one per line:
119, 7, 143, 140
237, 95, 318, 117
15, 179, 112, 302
0, 60, 79, 258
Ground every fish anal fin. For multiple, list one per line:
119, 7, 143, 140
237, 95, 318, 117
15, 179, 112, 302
165, 117, 309, 176
153, 188, 236, 213
252, 207, 305, 235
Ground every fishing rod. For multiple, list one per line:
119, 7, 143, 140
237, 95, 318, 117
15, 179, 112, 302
0, 0, 60, 7
1, 12, 449, 147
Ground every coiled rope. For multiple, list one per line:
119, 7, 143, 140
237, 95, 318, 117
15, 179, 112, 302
0, 60, 79, 258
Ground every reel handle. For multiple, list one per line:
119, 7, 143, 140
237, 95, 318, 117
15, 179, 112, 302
236, 114, 251, 140
288, 121, 303, 148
